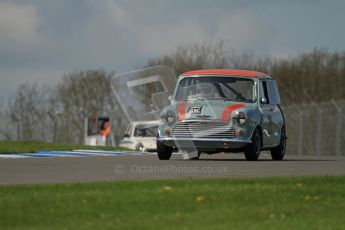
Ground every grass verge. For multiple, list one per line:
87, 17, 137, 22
0, 141, 128, 154
0, 176, 344, 229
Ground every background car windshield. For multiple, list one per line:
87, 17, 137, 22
174, 76, 255, 102
133, 124, 158, 137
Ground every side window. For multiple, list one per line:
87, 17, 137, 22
259, 80, 269, 104
267, 80, 281, 105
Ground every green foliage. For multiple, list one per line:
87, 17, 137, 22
267, 48, 345, 104
0, 176, 344, 229
1, 70, 129, 145
56, 70, 116, 144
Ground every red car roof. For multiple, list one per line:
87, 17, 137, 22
182, 69, 269, 78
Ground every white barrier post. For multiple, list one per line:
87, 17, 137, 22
313, 103, 322, 156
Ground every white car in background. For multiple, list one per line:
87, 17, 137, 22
119, 120, 159, 152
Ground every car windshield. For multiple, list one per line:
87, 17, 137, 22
174, 76, 256, 102
133, 124, 158, 137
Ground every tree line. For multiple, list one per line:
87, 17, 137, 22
0, 43, 344, 144
147, 43, 344, 104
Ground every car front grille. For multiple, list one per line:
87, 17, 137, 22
173, 121, 235, 139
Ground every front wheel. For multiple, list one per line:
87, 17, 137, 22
271, 126, 286, 160
244, 128, 261, 161
157, 139, 173, 160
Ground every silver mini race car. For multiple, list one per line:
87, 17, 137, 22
157, 69, 286, 160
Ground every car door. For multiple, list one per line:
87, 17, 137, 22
266, 80, 283, 145
259, 80, 275, 146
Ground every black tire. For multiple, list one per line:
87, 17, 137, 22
244, 128, 261, 161
157, 139, 173, 160
271, 126, 286, 160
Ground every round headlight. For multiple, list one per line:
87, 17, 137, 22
233, 111, 247, 125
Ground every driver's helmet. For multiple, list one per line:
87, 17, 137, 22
197, 83, 213, 99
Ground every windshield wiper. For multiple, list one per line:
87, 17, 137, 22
224, 98, 252, 103
192, 96, 205, 101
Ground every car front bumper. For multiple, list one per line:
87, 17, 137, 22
158, 137, 251, 150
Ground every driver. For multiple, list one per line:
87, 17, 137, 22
197, 83, 213, 99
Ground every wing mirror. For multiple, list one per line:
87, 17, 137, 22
260, 97, 267, 104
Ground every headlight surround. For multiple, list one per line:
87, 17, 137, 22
232, 110, 247, 125
160, 110, 176, 125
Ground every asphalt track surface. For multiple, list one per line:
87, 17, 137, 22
1, 152, 345, 185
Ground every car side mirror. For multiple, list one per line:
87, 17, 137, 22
260, 97, 267, 104
168, 95, 172, 102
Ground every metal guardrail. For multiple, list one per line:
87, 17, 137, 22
282, 100, 345, 156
